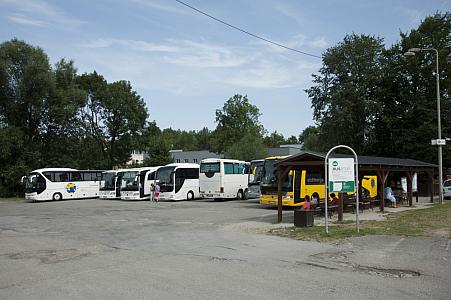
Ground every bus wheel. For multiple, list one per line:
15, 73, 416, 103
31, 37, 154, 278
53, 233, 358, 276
244, 189, 249, 200
187, 191, 194, 200
52, 193, 62, 201
237, 190, 244, 200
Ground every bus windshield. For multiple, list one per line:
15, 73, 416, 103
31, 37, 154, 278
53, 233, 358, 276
249, 162, 263, 186
25, 173, 46, 193
100, 173, 116, 191
157, 166, 175, 192
121, 171, 139, 191
262, 160, 278, 185
260, 159, 291, 193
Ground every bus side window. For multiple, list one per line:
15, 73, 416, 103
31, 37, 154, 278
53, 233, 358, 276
224, 163, 234, 175
148, 172, 155, 180
70, 172, 82, 182
82, 172, 95, 181
306, 173, 325, 185
189, 168, 199, 179
43, 172, 54, 182
54, 172, 70, 182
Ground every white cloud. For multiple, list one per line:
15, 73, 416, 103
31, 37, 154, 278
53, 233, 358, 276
83, 38, 180, 53
77, 37, 320, 93
164, 40, 249, 68
131, 0, 190, 15
82, 38, 250, 68
7, 13, 45, 26
1, 0, 84, 27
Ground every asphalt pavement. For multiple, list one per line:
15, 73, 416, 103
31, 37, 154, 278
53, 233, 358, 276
0, 198, 450, 299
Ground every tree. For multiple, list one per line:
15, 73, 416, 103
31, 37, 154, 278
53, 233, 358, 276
286, 135, 299, 144
145, 140, 173, 166
77, 73, 148, 168
225, 132, 267, 161
299, 126, 321, 151
263, 131, 286, 148
306, 34, 385, 154
211, 94, 265, 158
0, 39, 52, 195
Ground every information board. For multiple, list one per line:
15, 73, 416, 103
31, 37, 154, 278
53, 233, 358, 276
328, 158, 355, 192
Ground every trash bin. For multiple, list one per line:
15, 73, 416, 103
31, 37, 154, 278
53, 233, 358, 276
294, 209, 314, 227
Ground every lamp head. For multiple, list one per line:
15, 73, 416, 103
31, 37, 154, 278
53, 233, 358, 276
408, 48, 421, 52
404, 51, 416, 57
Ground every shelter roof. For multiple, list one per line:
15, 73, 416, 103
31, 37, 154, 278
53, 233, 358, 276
275, 151, 437, 168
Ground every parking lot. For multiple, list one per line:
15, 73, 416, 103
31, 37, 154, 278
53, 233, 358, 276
1, 198, 450, 299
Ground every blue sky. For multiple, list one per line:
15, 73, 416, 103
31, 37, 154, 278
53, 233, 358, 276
1, 0, 448, 137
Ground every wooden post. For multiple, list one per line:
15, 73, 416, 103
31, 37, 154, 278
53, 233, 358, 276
277, 166, 291, 223
277, 166, 283, 223
407, 171, 413, 207
338, 193, 343, 221
427, 170, 434, 203
377, 170, 389, 212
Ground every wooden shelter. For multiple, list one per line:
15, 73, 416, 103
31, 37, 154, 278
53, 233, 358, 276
274, 151, 437, 223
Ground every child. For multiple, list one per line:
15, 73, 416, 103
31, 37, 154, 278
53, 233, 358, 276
302, 195, 311, 210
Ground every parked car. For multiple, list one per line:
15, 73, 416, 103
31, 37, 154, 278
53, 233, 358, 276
444, 179, 451, 199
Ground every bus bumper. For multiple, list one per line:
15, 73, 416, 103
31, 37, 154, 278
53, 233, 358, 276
259, 195, 301, 206
25, 192, 38, 201
121, 191, 140, 200
99, 191, 117, 199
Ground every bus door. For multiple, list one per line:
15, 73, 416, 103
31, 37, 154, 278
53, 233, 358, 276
116, 172, 123, 197
139, 170, 147, 198
293, 170, 302, 204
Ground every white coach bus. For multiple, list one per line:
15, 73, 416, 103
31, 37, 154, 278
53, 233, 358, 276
156, 163, 199, 201
199, 158, 249, 200
99, 169, 126, 199
120, 167, 159, 200
23, 168, 103, 202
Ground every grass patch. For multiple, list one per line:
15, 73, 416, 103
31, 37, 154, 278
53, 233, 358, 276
0, 197, 24, 202
334, 220, 354, 225
268, 202, 451, 241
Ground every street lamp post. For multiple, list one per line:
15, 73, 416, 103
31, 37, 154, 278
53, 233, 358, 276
405, 47, 444, 204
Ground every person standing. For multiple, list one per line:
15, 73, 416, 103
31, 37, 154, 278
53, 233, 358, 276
154, 183, 160, 202
150, 183, 155, 202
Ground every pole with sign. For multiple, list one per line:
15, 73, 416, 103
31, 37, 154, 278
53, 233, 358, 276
324, 145, 359, 234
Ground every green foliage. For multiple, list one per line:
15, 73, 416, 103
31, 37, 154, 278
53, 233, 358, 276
306, 13, 450, 167
263, 131, 286, 148
306, 33, 384, 153
76, 73, 148, 169
211, 94, 266, 160
225, 131, 267, 161
299, 125, 321, 151
0, 39, 148, 195
145, 140, 174, 167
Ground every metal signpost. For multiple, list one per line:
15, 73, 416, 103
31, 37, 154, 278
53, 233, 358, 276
324, 145, 359, 234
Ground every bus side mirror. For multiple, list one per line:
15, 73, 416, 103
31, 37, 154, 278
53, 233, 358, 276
21, 176, 26, 184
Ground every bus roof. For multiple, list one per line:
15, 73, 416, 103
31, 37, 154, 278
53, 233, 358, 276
201, 158, 246, 164
265, 156, 290, 160
32, 168, 77, 173
102, 169, 129, 174
121, 167, 154, 173
162, 163, 199, 169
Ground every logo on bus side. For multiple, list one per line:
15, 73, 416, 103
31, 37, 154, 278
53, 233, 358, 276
66, 183, 77, 193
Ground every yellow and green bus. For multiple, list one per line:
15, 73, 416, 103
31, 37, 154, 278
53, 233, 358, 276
259, 156, 377, 207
